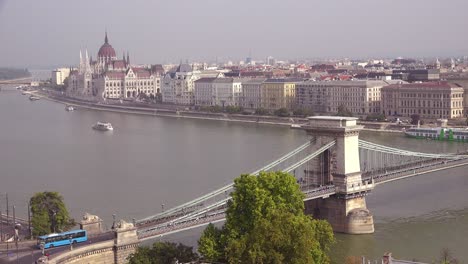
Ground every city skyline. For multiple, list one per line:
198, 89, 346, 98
1, 0, 468, 68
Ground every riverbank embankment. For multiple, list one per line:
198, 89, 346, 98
33, 90, 406, 132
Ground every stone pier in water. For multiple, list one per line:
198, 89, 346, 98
303, 116, 374, 234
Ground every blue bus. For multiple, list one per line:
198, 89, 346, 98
37, 229, 88, 249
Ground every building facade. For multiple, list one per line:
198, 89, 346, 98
381, 82, 464, 119
194, 78, 242, 107
52, 68, 72, 86
261, 79, 300, 111
161, 64, 199, 105
241, 78, 265, 110
295, 80, 388, 115
66, 32, 160, 101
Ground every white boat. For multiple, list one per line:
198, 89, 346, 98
404, 127, 468, 142
290, 124, 302, 129
65, 105, 74, 111
29, 95, 40, 101
92, 122, 113, 131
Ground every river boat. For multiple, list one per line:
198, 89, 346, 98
290, 124, 302, 129
29, 95, 40, 101
65, 105, 74, 111
92, 122, 113, 131
404, 127, 468, 142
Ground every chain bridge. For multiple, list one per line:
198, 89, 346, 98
134, 116, 468, 240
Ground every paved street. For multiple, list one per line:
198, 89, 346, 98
0, 232, 114, 264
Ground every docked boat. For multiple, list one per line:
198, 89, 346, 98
65, 105, 75, 111
404, 127, 468, 142
29, 95, 40, 101
290, 124, 302, 129
92, 122, 113, 131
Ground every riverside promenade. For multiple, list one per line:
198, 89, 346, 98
32, 88, 407, 133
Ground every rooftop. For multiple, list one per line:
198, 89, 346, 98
383, 81, 462, 90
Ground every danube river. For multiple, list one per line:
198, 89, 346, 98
1, 87, 467, 263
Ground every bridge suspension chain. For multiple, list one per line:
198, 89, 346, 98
136, 140, 313, 224
359, 140, 467, 159
137, 140, 337, 225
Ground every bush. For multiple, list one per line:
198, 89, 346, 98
210, 105, 223, 113
225, 105, 244, 114
293, 108, 313, 117
255, 108, 270, 116
336, 105, 353, 117
410, 114, 424, 125
274, 108, 290, 117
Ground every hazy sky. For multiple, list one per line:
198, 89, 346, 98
1, 0, 468, 68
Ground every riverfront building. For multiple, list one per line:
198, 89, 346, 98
261, 78, 301, 111
381, 81, 464, 119
162, 64, 224, 105
295, 80, 388, 116
66, 32, 161, 101
241, 78, 266, 110
51, 68, 72, 86
194, 77, 242, 107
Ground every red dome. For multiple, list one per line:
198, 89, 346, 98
98, 32, 116, 59
98, 43, 116, 58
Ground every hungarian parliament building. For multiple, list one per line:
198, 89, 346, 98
66, 32, 162, 101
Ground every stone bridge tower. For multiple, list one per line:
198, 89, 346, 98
303, 116, 374, 234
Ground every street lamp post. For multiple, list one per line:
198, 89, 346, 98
28, 202, 32, 238
69, 235, 73, 251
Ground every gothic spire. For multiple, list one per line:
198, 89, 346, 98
105, 30, 109, 44
79, 50, 83, 73
126, 51, 130, 65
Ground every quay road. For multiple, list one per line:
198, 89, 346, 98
0, 232, 114, 264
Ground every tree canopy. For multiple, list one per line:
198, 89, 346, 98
30, 192, 74, 236
198, 171, 335, 264
127, 241, 199, 264
336, 105, 354, 117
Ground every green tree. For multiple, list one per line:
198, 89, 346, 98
128, 242, 198, 264
254, 108, 270, 115
198, 171, 335, 264
439, 248, 458, 264
225, 105, 244, 114
274, 108, 290, 117
336, 105, 353, 117
410, 114, 421, 125
210, 105, 223, 113
293, 108, 313, 117
30, 192, 74, 236
198, 223, 225, 263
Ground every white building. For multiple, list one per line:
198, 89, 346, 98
194, 77, 242, 107
51, 68, 72, 86
162, 64, 223, 105
295, 80, 390, 115
161, 64, 199, 105
67, 32, 161, 101
93, 68, 160, 100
